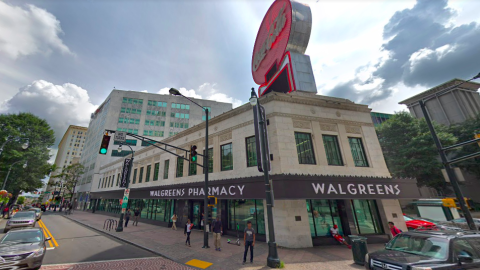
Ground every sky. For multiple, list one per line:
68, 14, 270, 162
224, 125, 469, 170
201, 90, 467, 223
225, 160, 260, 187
1, 0, 480, 166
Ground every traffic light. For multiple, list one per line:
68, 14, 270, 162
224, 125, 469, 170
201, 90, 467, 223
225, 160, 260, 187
99, 134, 111, 155
475, 132, 480, 147
208, 196, 217, 206
190, 145, 197, 162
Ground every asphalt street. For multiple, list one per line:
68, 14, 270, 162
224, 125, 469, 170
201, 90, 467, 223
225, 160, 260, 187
0, 211, 160, 266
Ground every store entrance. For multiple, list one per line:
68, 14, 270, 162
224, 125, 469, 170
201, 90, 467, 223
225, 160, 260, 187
192, 201, 203, 230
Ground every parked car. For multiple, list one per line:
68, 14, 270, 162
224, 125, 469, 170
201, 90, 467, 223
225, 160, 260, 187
416, 217, 463, 231
366, 230, 480, 270
0, 228, 50, 270
448, 218, 480, 229
27, 208, 42, 221
404, 214, 436, 230
4, 211, 36, 233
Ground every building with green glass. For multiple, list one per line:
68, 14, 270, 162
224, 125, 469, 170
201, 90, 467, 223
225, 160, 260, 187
88, 92, 420, 248
371, 112, 392, 127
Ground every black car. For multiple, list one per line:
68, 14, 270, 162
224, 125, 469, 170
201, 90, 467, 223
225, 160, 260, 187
0, 227, 50, 270
366, 230, 480, 270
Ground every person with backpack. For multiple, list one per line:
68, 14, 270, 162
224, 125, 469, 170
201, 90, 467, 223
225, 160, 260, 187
389, 221, 402, 237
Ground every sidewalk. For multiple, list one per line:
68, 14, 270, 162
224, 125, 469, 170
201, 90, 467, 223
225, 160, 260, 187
64, 211, 382, 270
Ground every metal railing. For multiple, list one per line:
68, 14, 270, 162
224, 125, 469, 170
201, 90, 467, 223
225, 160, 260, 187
103, 219, 118, 231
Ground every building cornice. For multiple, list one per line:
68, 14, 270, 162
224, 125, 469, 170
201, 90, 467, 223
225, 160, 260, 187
399, 79, 480, 105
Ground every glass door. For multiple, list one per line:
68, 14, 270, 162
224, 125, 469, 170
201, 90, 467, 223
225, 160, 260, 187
193, 201, 201, 229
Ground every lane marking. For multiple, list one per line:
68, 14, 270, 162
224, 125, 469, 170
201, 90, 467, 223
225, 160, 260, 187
38, 220, 53, 248
39, 220, 59, 247
185, 259, 213, 269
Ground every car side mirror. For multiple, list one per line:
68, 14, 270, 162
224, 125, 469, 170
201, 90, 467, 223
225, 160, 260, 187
458, 254, 473, 264
45, 237, 52, 241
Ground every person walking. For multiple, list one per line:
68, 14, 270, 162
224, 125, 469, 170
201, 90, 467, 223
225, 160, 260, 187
212, 216, 223, 251
124, 209, 131, 227
243, 221, 255, 265
171, 213, 178, 230
2, 206, 9, 218
200, 212, 204, 231
388, 222, 402, 237
184, 219, 194, 247
133, 208, 140, 226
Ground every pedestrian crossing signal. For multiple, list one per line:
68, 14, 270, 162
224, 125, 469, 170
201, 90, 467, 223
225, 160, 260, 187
208, 196, 217, 206
190, 145, 197, 162
99, 134, 111, 155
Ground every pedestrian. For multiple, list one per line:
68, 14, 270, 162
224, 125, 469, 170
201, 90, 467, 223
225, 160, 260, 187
212, 216, 223, 251
125, 209, 131, 227
2, 206, 9, 218
171, 213, 178, 230
201, 212, 204, 231
133, 208, 140, 226
184, 219, 194, 247
243, 221, 255, 265
388, 222, 402, 237
330, 224, 351, 249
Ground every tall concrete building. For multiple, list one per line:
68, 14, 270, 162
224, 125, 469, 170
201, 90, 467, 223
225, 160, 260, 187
75, 89, 232, 208
370, 112, 392, 127
399, 79, 480, 126
44, 125, 88, 203
399, 78, 480, 201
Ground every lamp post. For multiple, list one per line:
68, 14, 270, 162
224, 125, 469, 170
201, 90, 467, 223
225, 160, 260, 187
249, 88, 280, 268
116, 143, 134, 232
0, 137, 29, 158
169, 88, 210, 248
2, 160, 28, 190
418, 72, 480, 231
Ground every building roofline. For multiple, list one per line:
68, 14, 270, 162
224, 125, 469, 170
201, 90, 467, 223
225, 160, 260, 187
399, 78, 480, 105
111, 89, 234, 106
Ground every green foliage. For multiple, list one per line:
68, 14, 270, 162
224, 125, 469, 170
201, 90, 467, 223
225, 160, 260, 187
376, 112, 457, 190
51, 163, 85, 200
448, 114, 480, 178
0, 113, 55, 195
279, 261, 285, 268
16, 196, 25, 205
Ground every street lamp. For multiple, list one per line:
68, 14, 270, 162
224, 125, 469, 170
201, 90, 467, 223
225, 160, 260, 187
249, 88, 280, 268
169, 87, 210, 249
0, 137, 29, 158
2, 160, 28, 190
116, 143, 134, 232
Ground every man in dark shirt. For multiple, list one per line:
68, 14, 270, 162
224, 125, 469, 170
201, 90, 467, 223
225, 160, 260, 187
133, 208, 140, 226
212, 216, 223, 251
243, 220, 255, 264
125, 209, 131, 227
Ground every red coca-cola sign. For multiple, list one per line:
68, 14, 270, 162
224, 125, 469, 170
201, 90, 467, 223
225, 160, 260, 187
251, 0, 293, 85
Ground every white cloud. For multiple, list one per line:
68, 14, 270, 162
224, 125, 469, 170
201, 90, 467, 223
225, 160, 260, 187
158, 83, 243, 108
0, 80, 97, 146
0, 2, 71, 59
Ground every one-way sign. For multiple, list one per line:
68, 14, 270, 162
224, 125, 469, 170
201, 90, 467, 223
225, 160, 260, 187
114, 131, 127, 142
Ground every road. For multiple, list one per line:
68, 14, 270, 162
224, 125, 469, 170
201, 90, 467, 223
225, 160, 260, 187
0, 211, 189, 269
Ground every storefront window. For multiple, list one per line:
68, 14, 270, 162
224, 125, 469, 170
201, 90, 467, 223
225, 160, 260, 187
351, 200, 383, 234
221, 143, 233, 171
146, 165, 151, 182
323, 135, 343, 166
295, 132, 316, 164
348, 138, 369, 167
307, 199, 343, 237
246, 137, 257, 167
132, 169, 137, 184
228, 200, 265, 235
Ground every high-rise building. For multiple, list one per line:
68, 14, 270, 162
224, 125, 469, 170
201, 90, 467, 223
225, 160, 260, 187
399, 78, 480, 126
370, 112, 392, 127
75, 89, 233, 208
44, 125, 88, 203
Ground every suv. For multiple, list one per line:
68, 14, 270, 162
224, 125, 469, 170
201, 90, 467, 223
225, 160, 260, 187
366, 230, 480, 270
4, 211, 36, 233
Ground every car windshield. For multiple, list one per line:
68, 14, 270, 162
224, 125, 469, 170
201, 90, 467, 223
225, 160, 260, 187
12, 212, 35, 219
30, 208, 40, 213
452, 218, 466, 223
386, 234, 449, 260
1, 231, 43, 244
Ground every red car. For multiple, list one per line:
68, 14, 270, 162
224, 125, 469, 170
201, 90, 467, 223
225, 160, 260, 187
403, 215, 436, 230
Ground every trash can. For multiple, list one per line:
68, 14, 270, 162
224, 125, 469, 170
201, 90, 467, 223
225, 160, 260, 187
349, 235, 368, 265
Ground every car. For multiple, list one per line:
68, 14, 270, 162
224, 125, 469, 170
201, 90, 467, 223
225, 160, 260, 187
4, 211, 36, 233
366, 230, 480, 270
404, 214, 436, 230
27, 208, 42, 221
447, 218, 480, 229
0, 228, 50, 270
416, 217, 463, 231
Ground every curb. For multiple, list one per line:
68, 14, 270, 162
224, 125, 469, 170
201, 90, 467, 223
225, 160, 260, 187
61, 215, 191, 268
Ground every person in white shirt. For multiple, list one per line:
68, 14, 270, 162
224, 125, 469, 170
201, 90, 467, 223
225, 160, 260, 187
330, 224, 351, 249
184, 219, 194, 247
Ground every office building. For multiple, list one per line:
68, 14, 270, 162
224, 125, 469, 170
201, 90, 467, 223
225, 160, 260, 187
75, 90, 232, 209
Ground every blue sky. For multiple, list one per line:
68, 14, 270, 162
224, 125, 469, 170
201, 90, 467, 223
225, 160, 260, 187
1, 0, 480, 162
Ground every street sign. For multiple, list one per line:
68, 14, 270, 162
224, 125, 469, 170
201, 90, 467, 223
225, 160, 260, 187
120, 159, 131, 188
114, 131, 127, 142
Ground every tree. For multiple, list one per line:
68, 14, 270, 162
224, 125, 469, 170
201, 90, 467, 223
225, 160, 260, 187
17, 196, 25, 205
376, 112, 457, 191
51, 163, 85, 201
0, 113, 55, 199
448, 114, 480, 178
